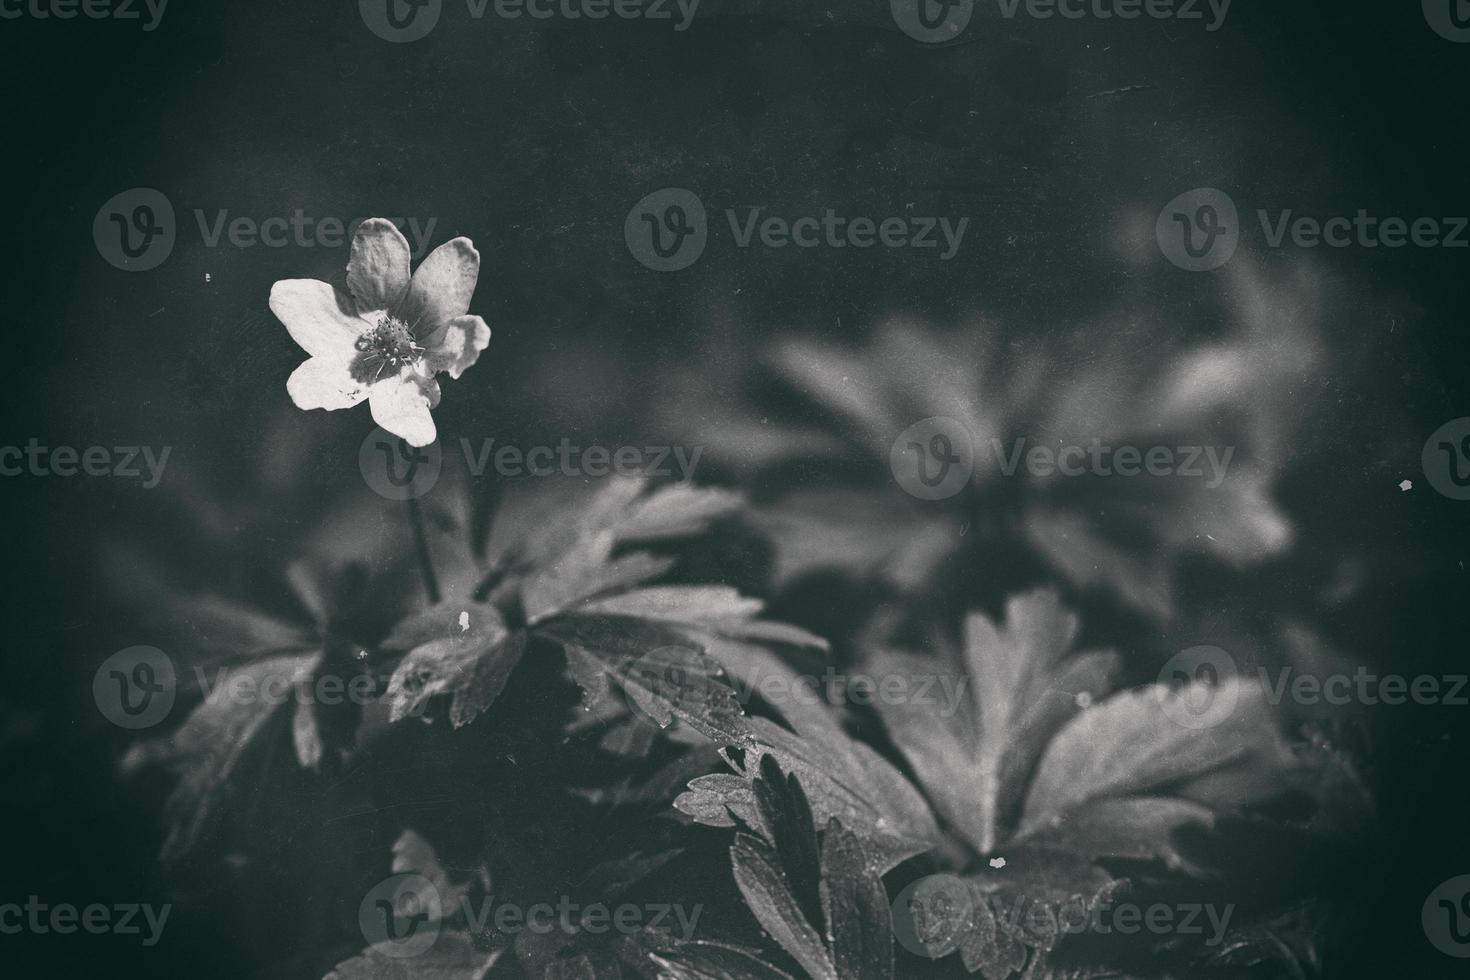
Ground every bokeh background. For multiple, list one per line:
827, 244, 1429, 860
2, 1, 1468, 976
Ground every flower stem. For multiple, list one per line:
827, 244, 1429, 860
405, 495, 441, 605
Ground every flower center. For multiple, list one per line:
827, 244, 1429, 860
352, 315, 424, 383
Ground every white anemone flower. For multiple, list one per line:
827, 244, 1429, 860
271, 218, 490, 447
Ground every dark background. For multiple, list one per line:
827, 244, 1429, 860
1, 1, 1467, 976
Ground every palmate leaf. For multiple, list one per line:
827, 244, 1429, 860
381, 477, 806, 739
870, 590, 1296, 881
871, 591, 1119, 857
728, 758, 894, 980
122, 560, 394, 860
658, 263, 1323, 616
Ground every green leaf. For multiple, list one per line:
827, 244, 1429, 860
125, 652, 320, 862
578, 586, 764, 626
731, 832, 837, 980
612, 481, 743, 543
522, 527, 617, 625
1019, 676, 1292, 836
650, 941, 798, 979
1015, 797, 1216, 875
156, 593, 318, 667
820, 820, 894, 980
959, 892, 1025, 980
391, 830, 479, 922
708, 706, 941, 872
384, 606, 525, 727
871, 591, 1119, 856
673, 773, 758, 829
324, 931, 499, 979
728, 762, 895, 980
539, 613, 753, 746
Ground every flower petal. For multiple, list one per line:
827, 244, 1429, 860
425, 315, 491, 380
287, 357, 368, 411
270, 280, 365, 358
369, 376, 437, 447
401, 237, 479, 341
347, 219, 412, 313
420, 375, 442, 409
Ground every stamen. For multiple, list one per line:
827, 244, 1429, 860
349, 314, 425, 385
